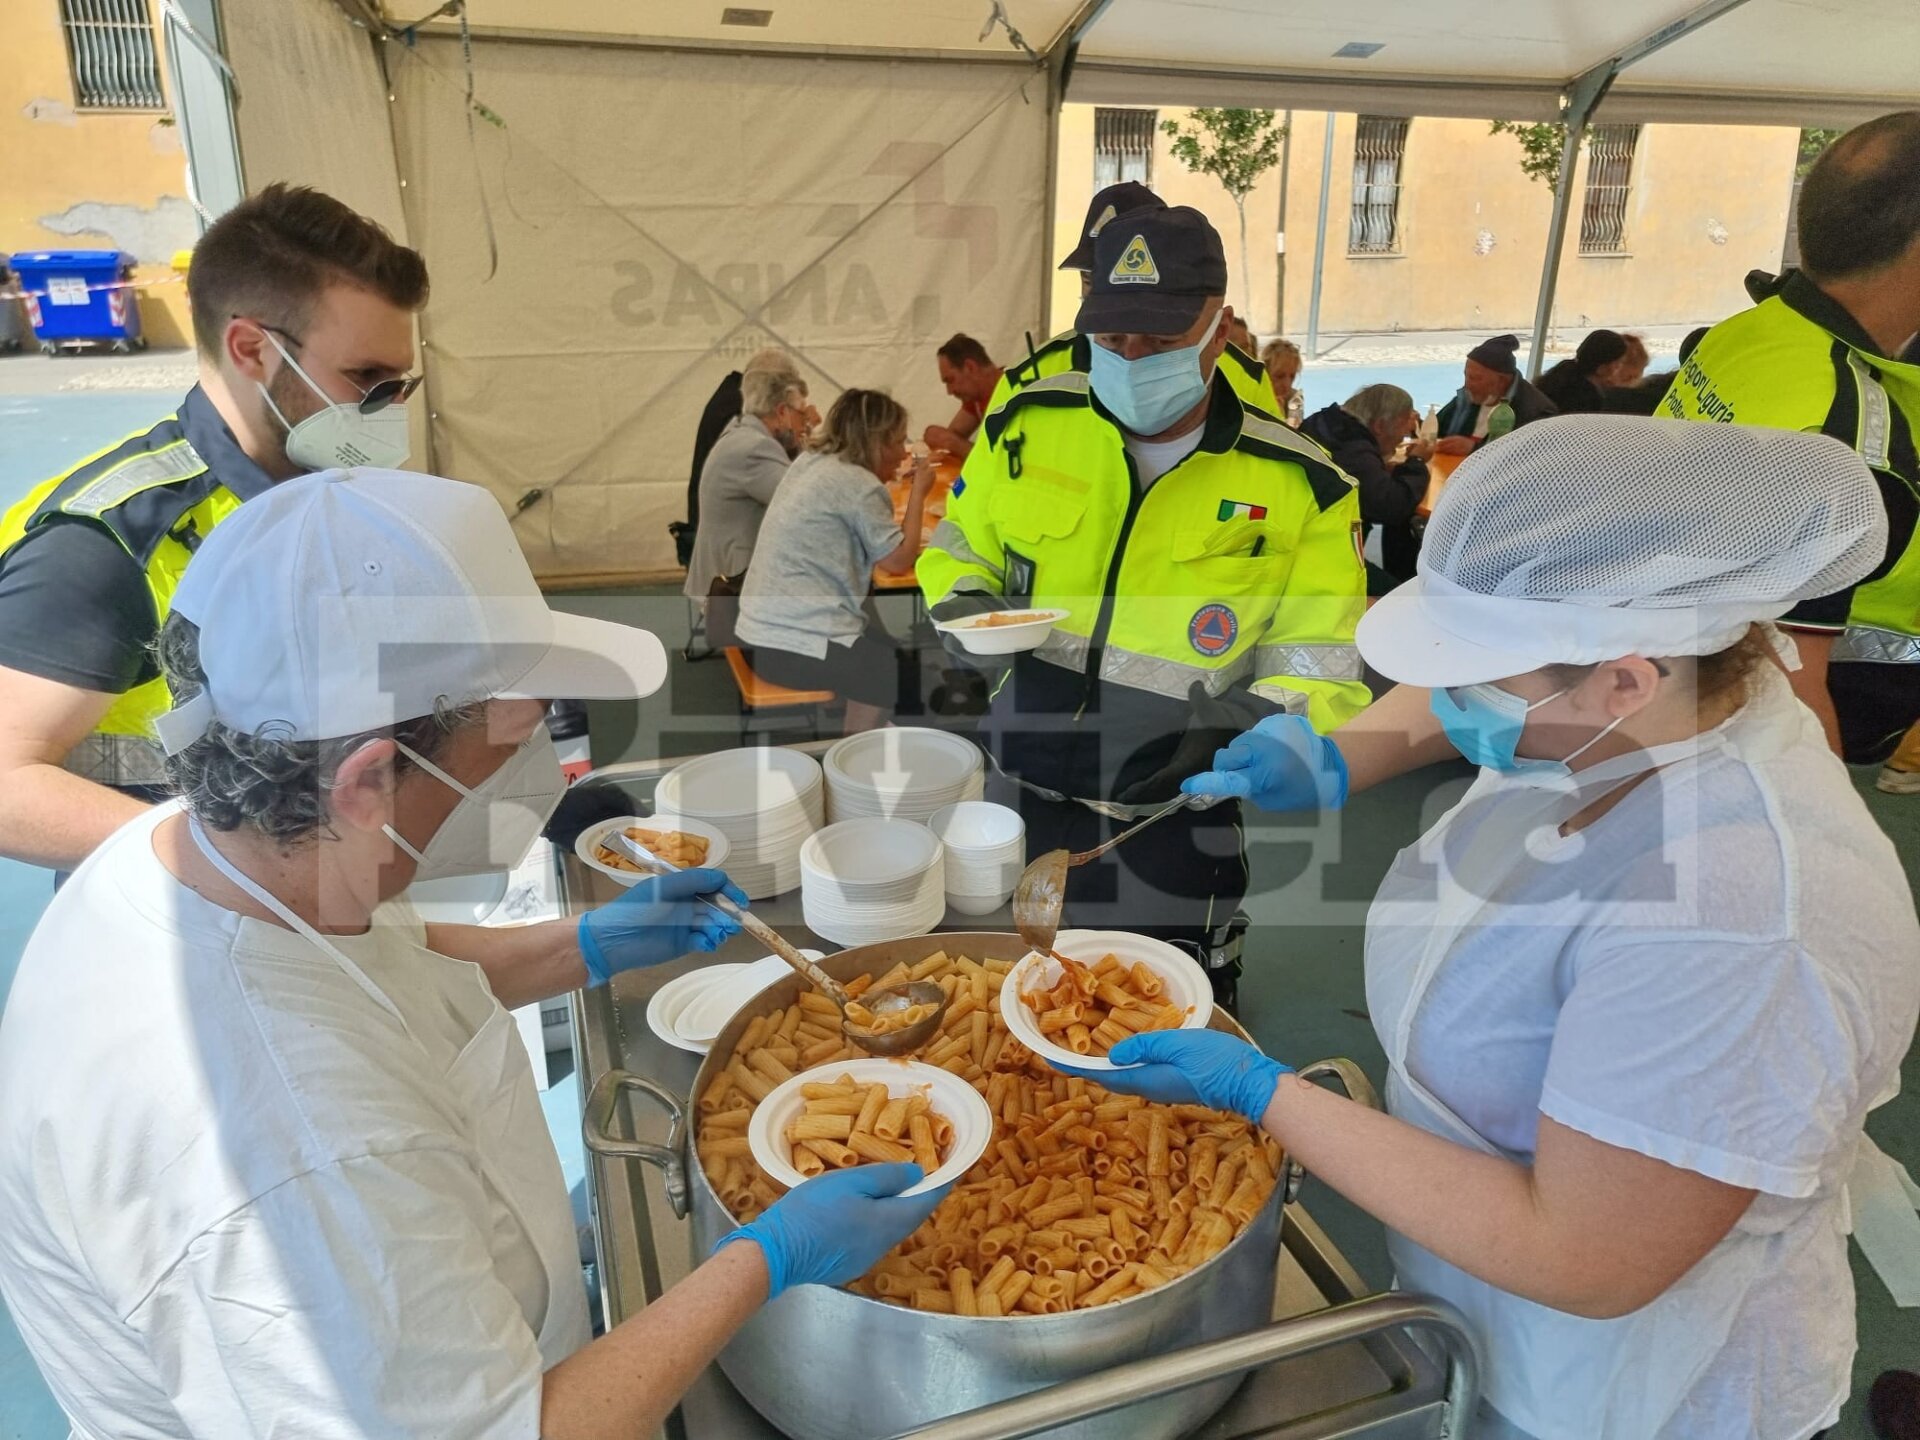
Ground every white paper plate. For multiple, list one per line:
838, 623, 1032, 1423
749, 1059, 994, 1196
932, 607, 1071, 655
645, 964, 747, 1055
658, 747, 823, 820
574, 815, 734, 887
406, 871, 509, 924
999, 930, 1214, 1072
675, 949, 827, 1044
800, 818, 945, 892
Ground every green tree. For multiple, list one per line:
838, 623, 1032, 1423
1489, 119, 1585, 191
1158, 107, 1287, 322
1797, 127, 1842, 178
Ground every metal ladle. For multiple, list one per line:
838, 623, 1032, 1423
605, 832, 949, 1055
1011, 793, 1203, 956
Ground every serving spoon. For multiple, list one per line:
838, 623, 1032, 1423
1010, 793, 1204, 956
605, 831, 948, 1055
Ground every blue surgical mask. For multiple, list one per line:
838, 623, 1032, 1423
1430, 682, 1624, 783
1088, 310, 1222, 436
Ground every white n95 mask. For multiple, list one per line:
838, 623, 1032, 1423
259, 329, 412, 472
383, 728, 566, 881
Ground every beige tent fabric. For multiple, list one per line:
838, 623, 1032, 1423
385, 36, 1049, 581
217, 0, 432, 469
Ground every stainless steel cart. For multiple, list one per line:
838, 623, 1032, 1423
562, 753, 1482, 1440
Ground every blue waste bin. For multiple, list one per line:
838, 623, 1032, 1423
10, 250, 145, 352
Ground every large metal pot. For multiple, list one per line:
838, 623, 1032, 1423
685, 932, 1287, 1440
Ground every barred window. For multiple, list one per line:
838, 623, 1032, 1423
1579, 124, 1639, 254
60, 0, 166, 111
1094, 108, 1156, 189
1348, 117, 1409, 254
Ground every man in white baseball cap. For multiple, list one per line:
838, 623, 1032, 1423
0, 468, 947, 1438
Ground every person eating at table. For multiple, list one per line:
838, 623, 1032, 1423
923, 334, 1005, 461
738, 389, 933, 734
1433, 334, 1558, 455
1086, 417, 1918, 1440
0, 465, 951, 1440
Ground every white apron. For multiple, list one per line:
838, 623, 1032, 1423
187, 814, 592, 1371
1362, 722, 1890, 1440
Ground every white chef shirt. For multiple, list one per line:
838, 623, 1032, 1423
1366, 672, 1920, 1439
0, 806, 587, 1439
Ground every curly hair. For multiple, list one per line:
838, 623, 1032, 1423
155, 613, 482, 845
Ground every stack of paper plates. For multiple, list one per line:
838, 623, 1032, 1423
656, 747, 825, 900
645, 950, 826, 1055
822, 727, 984, 824
800, 818, 946, 947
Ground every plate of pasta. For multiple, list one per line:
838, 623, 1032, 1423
694, 944, 1281, 1317
747, 1059, 992, 1196
999, 931, 1212, 1072
932, 607, 1071, 656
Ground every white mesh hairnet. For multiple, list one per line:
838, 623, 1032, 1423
1357, 415, 1888, 686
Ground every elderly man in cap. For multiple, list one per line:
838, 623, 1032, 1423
919, 206, 1368, 1006
1433, 333, 1560, 456
0, 468, 947, 1438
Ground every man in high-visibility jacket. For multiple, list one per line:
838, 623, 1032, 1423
1660, 111, 1920, 782
994, 183, 1281, 419
920, 206, 1368, 1004
0, 185, 428, 870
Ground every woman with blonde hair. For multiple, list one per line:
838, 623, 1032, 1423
736, 388, 932, 732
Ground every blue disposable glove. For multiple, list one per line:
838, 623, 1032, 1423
1065, 1030, 1291, 1124
1180, 714, 1348, 813
717, 1162, 952, 1301
577, 867, 748, 986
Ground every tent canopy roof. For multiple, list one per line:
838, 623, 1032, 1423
419, 0, 1918, 126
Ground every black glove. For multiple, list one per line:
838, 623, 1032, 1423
930, 591, 1016, 671
1113, 682, 1272, 805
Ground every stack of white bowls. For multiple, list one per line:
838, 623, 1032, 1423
655, 748, 825, 900
822, 726, 984, 823
800, 818, 946, 946
925, 800, 1025, 916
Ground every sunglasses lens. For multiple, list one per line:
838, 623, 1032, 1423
357, 376, 419, 414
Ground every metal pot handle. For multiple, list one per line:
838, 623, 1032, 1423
1285, 1058, 1382, 1204
583, 1069, 690, 1220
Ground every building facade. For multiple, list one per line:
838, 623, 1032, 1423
3, 0, 197, 347
1050, 105, 1802, 347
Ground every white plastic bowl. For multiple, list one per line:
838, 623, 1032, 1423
944, 886, 1013, 917
926, 800, 1023, 855
749, 1059, 993, 1196
999, 929, 1214, 1073
406, 871, 509, 924
800, 818, 944, 892
932, 607, 1071, 656
575, 814, 733, 887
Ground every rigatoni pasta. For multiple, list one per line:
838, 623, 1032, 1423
1017, 950, 1190, 1056
696, 948, 1282, 1315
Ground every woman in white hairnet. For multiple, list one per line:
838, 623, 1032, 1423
0, 469, 948, 1440
1068, 417, 1920, 1439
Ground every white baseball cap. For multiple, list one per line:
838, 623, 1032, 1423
1357, 416, 1887, 687
154, 468, 668, 753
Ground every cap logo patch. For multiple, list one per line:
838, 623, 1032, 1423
1110, 234, 1160, 286
1087, 203, 1119, 238
1189, 603, 1238, 657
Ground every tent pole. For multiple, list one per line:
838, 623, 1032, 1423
1525, 66, 1613, 380
1274, 107, 1292, 336
1305, 112, 1334, 360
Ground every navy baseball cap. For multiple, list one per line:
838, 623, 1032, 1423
1075, 206, 1229, 337
1058, 182, 1165, 272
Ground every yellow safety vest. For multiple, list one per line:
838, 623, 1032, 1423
0, 413, 244, 786
919, 348, 1368, 741
1661, 273, 1920, 662
993, 332, 1283, 418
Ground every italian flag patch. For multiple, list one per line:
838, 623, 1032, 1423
1217, 499, 1268, 522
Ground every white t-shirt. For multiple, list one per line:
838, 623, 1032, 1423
1365, 672, 1920, 1439
0, 807, 586, 1439
1123, 424, 1205, 487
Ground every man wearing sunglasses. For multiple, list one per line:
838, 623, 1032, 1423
0, 183, 429, 871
